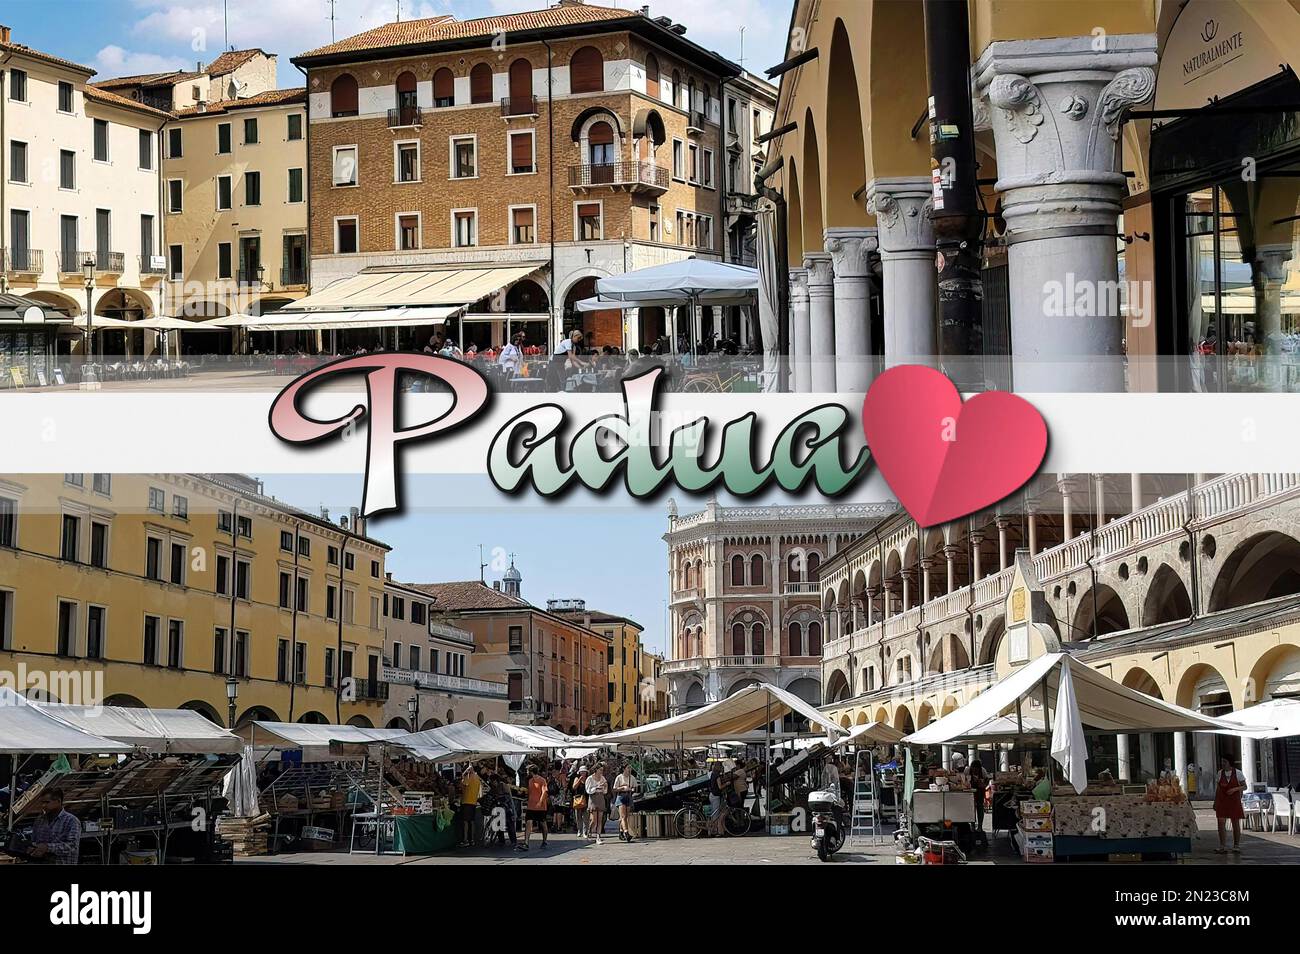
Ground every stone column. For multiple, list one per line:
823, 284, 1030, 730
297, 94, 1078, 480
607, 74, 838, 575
1130, 473, 1142, 513
803, 252, 836, 392
944, 544, 958, 593
1116, 732, 1131, 782
867, 177, 937, 369
973, 35, 1156, 392
865, 587, 879, 626
788, 267, 811, 393
1094, 473, 1106, 526
900, 568, 914, 612
1241, 735, 1257, 789
825, 227, 878, 393
970, 532, 984, 581
919, 558, 933, 605
1060, 477, 1076, 541
1027, 511, 1037, 555
1174, 731, 1188, 797
1139, 732, 1156, 779
996, 517, 1011, 569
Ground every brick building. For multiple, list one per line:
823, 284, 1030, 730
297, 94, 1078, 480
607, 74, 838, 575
410, 559, 611, 733
290, 0, 740, 354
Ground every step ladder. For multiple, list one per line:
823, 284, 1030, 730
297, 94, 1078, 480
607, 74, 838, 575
848, 750, 879, 845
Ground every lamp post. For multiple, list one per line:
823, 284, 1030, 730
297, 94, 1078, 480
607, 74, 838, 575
407, 692, 419, 732
257, 263, 267, 289
225, 676, 239, 729
81, 257, 96, 381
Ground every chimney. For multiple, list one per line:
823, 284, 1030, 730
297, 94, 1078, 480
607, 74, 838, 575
0, 26, 12, 44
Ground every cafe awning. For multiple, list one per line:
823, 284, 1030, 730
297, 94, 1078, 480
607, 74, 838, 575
229, 305, 463, 332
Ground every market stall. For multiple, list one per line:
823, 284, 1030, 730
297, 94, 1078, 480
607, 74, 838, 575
903, 653, 1269, 862
1, 691, 241, 864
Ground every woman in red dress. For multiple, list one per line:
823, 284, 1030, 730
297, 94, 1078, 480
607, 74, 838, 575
1213, 756, 1247, 854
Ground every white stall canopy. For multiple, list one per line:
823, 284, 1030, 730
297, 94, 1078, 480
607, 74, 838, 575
391, 721, 537, 762
1207, 698, 1300, 740
905, 653, 1266, 747
239, 721, 413, 761
572, 683, 846, 747
39, 703, 243, 754
0, 689, 132, 755
834, 720, 906, 749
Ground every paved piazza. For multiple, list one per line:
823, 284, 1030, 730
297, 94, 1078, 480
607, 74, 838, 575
239, 809, 1300, 866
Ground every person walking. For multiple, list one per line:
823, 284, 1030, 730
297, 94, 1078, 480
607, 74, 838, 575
613, 762, 637, 843
707, 761, 726, 836
458, 763, 482, 848
572, 766, 590, 838
969, 759, 989, 846
523, 764, 550, 851
1213, 756, 1248, 855
585, 763, 609, 845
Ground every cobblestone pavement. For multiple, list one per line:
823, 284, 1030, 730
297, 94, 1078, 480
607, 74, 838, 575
239, 809, 1300, 865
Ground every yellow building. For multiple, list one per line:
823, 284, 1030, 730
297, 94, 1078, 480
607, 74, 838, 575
639, 650, 668, 724
160, 88, 309, 335
0, 473, 390, 727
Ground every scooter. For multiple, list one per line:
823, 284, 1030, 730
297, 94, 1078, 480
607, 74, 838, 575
808, 788, 846, 862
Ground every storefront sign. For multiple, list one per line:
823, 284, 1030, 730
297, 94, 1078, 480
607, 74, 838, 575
1155, 0, 1298, 116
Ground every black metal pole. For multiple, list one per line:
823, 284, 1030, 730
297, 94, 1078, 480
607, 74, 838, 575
923, 0, 984, 389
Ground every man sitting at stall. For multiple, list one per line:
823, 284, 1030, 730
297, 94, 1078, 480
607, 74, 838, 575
28, 788, 81, 865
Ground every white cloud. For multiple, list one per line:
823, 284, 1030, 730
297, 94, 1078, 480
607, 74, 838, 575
93, 44, 187, 77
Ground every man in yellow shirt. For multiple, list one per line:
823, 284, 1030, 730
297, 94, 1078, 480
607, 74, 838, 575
459, 763, 482, 848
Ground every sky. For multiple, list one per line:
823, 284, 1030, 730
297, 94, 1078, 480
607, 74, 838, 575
255, 472, 898, 658
3, 0, 792, 88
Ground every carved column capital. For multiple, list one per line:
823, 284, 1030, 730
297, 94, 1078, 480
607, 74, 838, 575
823, 227, 878, 279
788, 266, 809, 301
866, 177, 936, 256
803, 251, 835, 288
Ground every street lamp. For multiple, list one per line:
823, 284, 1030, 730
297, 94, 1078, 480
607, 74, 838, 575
81, 257, 96, 379
256, 263, 267, 289
225, 676, 239, 729
407, 693, 419, 731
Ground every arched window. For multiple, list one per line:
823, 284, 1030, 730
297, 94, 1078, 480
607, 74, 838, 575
588, 120, 615, 165
508, 57, 533, 113
730, 554, 745, 586
571, 46, 604, 94
645, 53, 660, 99
432, 67, 454, 107
788, 621, 804, 656
731, 622, 745, 656
671, 69, 682, 107
395, 71, 417, 124
687, 78, 696, 114
469, 62, 493, 104
808, 620, 823, 656
694, 625, 703, 657
751, 622, 765, 656
787, 552, 802, 583
807, 552, 821, 580
330, 73, 358, 117
750, 554, 764, 586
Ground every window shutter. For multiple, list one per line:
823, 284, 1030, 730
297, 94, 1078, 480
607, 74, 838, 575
433, 68, 454, 102
577, 203, 600, 218
645, 54, 660, 98
513, 207, 534, 228
571, 46, 603, 93
510, 132, 532, 168
588, 121, 614, 146
470, 63, 492, 104
396, 71, 416, 94
330, 74, 358, 115
508, 58, 533, 100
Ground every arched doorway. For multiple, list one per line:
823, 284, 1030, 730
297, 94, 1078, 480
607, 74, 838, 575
1143, 565, 1192, 625
565, 276, 620, 351
95, 287, 155, 358
502, 278, 551, 352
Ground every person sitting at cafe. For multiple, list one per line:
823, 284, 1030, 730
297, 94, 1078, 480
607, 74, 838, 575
498, 332, 526, 375
29, 787, 81, 865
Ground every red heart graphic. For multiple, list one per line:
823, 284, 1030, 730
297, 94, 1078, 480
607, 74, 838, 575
862, 366, 1048, 528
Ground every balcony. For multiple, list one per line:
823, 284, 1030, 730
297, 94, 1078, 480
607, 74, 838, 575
500, 95, 537, 117
281, 266, 308, 288
3, 248, 42, 276
687, 110, 706, 133
387, 105, 422, 128
236, 268, 265, 286
661, 654, 782, 675
60, 251, 124, 276
507, 698, 553, 723
353, 678, 388, 701
381, 665, 507, 698
783, 581, 818, 595
671, 586, 704, 606
568, 160, 668, 194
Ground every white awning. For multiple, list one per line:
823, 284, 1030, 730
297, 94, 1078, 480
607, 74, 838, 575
905, 653, 1257, 746
287, 263, 546, 311
38, 702, 242, 754
231, 305, 462, 332
391, 721, 537, 762
595, 259, 758, 301
571, 683, 846, 747
575, 291, 753, 312
834, 720, 906, 748
0, 688, 133, 755
481, 721, 601, 759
